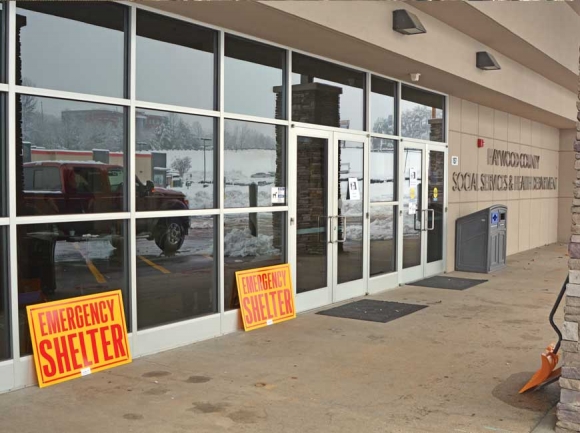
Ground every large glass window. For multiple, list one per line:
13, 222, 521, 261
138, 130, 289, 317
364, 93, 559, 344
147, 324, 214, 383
135, 109, 217, 210
371, 76, 396, 135
17, 220, 129, 356
224, 119, 286, 208
370, 138, 396, 202
401, 85, 445, 142
0, 3, 5, 84
224, 212, 286, 311
16, 96, 127, 216
292, 53, 365, 131
0, 227, 9, 361
16, 2, 127, 97
370, 205, 396, 276
136, 216, 217, 330
225, 35, 286, 119
136, 10, 216, 110
0, 93, 5, 217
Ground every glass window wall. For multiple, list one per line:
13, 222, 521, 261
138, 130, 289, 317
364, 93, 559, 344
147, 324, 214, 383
369, 205, 397, 276
16, 96, 127, 216
292, 53, 365, 131
0, 227, 9, 361
224, 212, 286, 311
16, 2, 127, 97
0, 2, 5, 83
0, 93, 5, 217
371, 76, 396, 135
136, 216, 217, 330
225, 35, 286, 120
17, 220, 129, 356
401, 85, 445, 142
370, 138, 396, 202
135, 108, 217, 210
0, 3, 448, 370
136, 10, 217, 110
224, 119, 286, 208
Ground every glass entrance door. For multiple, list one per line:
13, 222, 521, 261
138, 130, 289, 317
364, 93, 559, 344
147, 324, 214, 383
400, 141, 446, 284
291, 128, 367, 311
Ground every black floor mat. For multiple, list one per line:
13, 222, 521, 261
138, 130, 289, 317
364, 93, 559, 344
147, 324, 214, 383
316, 299, 426, 323
408, 276, 487, 290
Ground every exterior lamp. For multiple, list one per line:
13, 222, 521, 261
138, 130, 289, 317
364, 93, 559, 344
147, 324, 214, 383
392, 9, 426, 35
476, 51, 501, 70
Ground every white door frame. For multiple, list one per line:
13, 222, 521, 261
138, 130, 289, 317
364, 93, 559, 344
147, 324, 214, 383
290, 127, 369, 312
424, 143, 448, 278
398, 139, 447, 284
332, 130, 368, 303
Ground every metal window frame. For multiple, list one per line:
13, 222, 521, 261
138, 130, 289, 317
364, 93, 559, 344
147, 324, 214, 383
0, 0, 449, 387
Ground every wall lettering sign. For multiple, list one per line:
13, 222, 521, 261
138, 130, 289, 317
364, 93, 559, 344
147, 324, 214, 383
487, 149, 540, 169
452, 172, 557, 192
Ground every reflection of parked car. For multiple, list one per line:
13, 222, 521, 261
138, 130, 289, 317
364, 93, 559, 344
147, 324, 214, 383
22, 161, 190, 253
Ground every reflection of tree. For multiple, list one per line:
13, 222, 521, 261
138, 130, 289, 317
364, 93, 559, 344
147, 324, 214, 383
171, 156, 192, 178
138, 113, 208, 151
22, 101, 125, 151
224, 123, 276, 150
149, 113, 195, 150
372, 115, 394, 135
21, 79, 38, 118
401, 105, 431, 140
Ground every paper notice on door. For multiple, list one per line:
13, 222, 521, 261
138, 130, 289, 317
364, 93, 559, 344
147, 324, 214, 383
410, 168, 418, 188
408, 202, 417, 215
271, 187, 286, 204
347, 177, 360, 200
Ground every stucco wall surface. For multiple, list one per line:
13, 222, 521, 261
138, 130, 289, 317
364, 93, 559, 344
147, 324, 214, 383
447, 97, 561, 272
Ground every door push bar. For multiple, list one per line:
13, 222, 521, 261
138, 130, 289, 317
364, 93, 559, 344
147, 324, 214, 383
317, 215, 348, 244
423, 209, 435, 231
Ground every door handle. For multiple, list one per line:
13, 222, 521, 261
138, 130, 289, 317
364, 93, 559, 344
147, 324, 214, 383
427, 209, 435, 231
329, 216, 335, 244
317, 215, 328, 243
337, 216, 346, 243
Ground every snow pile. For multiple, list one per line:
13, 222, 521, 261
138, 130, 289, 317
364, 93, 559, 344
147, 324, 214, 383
224, 228, 279, 258
369, 217, 394, 240
190, 217, 214, 229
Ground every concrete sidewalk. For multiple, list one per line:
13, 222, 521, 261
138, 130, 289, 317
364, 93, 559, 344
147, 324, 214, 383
0, 244, 569, 433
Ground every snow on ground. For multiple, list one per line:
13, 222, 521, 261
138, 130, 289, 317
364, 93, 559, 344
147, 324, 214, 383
223, 228, 280, 258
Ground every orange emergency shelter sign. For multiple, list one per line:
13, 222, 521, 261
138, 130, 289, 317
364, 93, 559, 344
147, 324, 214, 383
235, 264, 295, 331
26, 290, 131, 388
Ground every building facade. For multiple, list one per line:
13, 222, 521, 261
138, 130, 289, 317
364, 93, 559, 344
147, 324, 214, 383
0, 1, 578, 392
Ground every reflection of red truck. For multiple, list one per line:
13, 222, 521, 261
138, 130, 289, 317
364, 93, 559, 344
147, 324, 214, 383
22, 161, 190, 252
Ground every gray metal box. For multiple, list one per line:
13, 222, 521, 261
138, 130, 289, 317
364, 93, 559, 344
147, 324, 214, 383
455, 205, 507, 273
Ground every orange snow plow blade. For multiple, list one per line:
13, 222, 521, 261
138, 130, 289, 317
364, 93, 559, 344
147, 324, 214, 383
519, 276, 568, 394
519, 345, 561, 393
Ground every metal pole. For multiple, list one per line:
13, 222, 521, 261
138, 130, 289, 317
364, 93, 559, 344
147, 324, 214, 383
200, 137, 211, 186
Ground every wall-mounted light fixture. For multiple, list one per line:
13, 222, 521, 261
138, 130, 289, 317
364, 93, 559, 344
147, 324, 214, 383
476, 51, 501, 70
393, 9, 426, 35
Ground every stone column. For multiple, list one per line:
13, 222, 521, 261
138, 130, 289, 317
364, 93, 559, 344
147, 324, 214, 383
428, 118, 443, 142
557, 48, 580, 433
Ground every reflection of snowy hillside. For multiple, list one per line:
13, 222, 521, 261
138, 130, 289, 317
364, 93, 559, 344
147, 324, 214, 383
164, 148, 280, 208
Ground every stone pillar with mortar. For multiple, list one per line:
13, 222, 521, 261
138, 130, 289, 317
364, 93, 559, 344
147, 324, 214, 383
557, 48, 580, 433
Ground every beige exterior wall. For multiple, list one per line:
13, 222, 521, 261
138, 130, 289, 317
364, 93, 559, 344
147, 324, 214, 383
257, 0, 576, 126
447, 97, 561, 272
469, 1, 580, 74
559, 129, 577, 243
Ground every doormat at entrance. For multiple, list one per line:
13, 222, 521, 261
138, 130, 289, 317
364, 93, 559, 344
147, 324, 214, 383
316, 299, 427, 323
408, 276, 487, 291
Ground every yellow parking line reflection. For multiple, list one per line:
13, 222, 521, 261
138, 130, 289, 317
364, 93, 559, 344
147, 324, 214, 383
138, 255, 171, 274
73, 243, 106, 284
